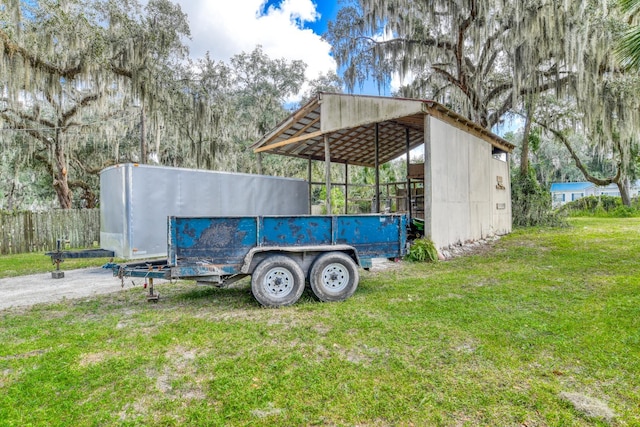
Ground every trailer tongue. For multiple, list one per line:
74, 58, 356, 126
112, 214, 408, 307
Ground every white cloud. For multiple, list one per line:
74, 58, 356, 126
389, 70, 414, 93
373, 27, 412, 94
177, 0, 336, 82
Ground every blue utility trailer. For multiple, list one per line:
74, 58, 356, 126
114, 214, 408, 307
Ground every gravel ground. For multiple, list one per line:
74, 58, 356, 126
0, 267, 130, 311
0, 258, 401, 312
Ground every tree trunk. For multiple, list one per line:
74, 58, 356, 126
196, 132, 202, 169
520, 99, 535, 176
53, 129, 72, 209
547, 126, 632, 207
7, 178, 16, 211
618, 178, 631, 206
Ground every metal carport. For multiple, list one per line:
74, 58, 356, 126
251, 92, 515, 248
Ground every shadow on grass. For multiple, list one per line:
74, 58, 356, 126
173, 281, 254, 306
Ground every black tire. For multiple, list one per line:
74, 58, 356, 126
251, 255, 305, 307
309, 252, 359, 302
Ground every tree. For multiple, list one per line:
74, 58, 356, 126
327, 0, 640, 208
0, 0, 190, 209
149, 46, 309, 177
536, 76, 640, 206
155, 54, 235, 170
299, 71, 344, 105
617, 0, 640, 68
229, 46, 307, 176
325, 0, 586, 130
0, 86, 111, 208
533, 2, 640, 206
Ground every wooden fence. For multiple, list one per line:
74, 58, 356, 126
0, 209, 100, 255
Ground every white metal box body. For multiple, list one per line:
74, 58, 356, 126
100, 164, 309, 259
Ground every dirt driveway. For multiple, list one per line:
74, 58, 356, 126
0, 267, 138, 311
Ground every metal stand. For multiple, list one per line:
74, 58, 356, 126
50, 239, 65, 279
46, 240, 115, 279
146, 277, 159, 302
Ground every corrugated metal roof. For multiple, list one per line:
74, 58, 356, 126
251, 93, 515, 167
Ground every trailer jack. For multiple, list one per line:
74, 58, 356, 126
146, 277, 159, 302
49, 239, 67, 279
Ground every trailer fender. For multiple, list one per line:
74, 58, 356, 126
241, 245, 360, 276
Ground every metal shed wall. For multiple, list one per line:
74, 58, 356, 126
100, 164, 309, 259
425, 116, 512, 248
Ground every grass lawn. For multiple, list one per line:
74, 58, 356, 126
0, 217, 638, 426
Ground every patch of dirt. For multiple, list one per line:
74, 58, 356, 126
559, 392, 617, 422
78, 351, 116, 367
252, 402, 283, 418
370, 257, 404, 271
439, 235, 502, 259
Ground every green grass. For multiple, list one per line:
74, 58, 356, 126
0, 251, 123, 278
1, 218, 639, 426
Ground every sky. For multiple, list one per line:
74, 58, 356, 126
175, 0, 344, 92
168, 1, 517, 133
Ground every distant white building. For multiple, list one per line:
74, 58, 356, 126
550, 181, 640, 208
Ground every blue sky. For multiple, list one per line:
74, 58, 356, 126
175, 1, 513, 130
174, 0, 391, 97
290, 0, 339, 34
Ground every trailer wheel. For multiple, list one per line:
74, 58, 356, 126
309, 252, 359, 302
251, 255, 305, 307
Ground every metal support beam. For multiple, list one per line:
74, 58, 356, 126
324, 134, 332, 214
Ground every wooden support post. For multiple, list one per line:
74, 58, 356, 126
406, 127, 412, 219
374, 123, 380, 213
344, 163, 349, 214
308, 156, 313, 214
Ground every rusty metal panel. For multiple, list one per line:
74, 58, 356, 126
170, 216, 258, 272
167, 214, 408, 278
100, 164, 308, 259
260, 216, 333, 246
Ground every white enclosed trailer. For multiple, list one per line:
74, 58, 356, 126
99, 163, 309, 259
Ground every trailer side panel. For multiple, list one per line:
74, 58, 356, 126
168, 214, 407, 274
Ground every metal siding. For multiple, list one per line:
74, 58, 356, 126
320, 94, 424, 133
336, 215, 405, 258
261, 216, 332, 246
99, 164, 309, 259
99, 165, 129, 257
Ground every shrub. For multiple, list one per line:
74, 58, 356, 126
512, 166, 567, 227
612, 205, 635, 218
558, 195, 640, 217
406, 238, 438, 262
